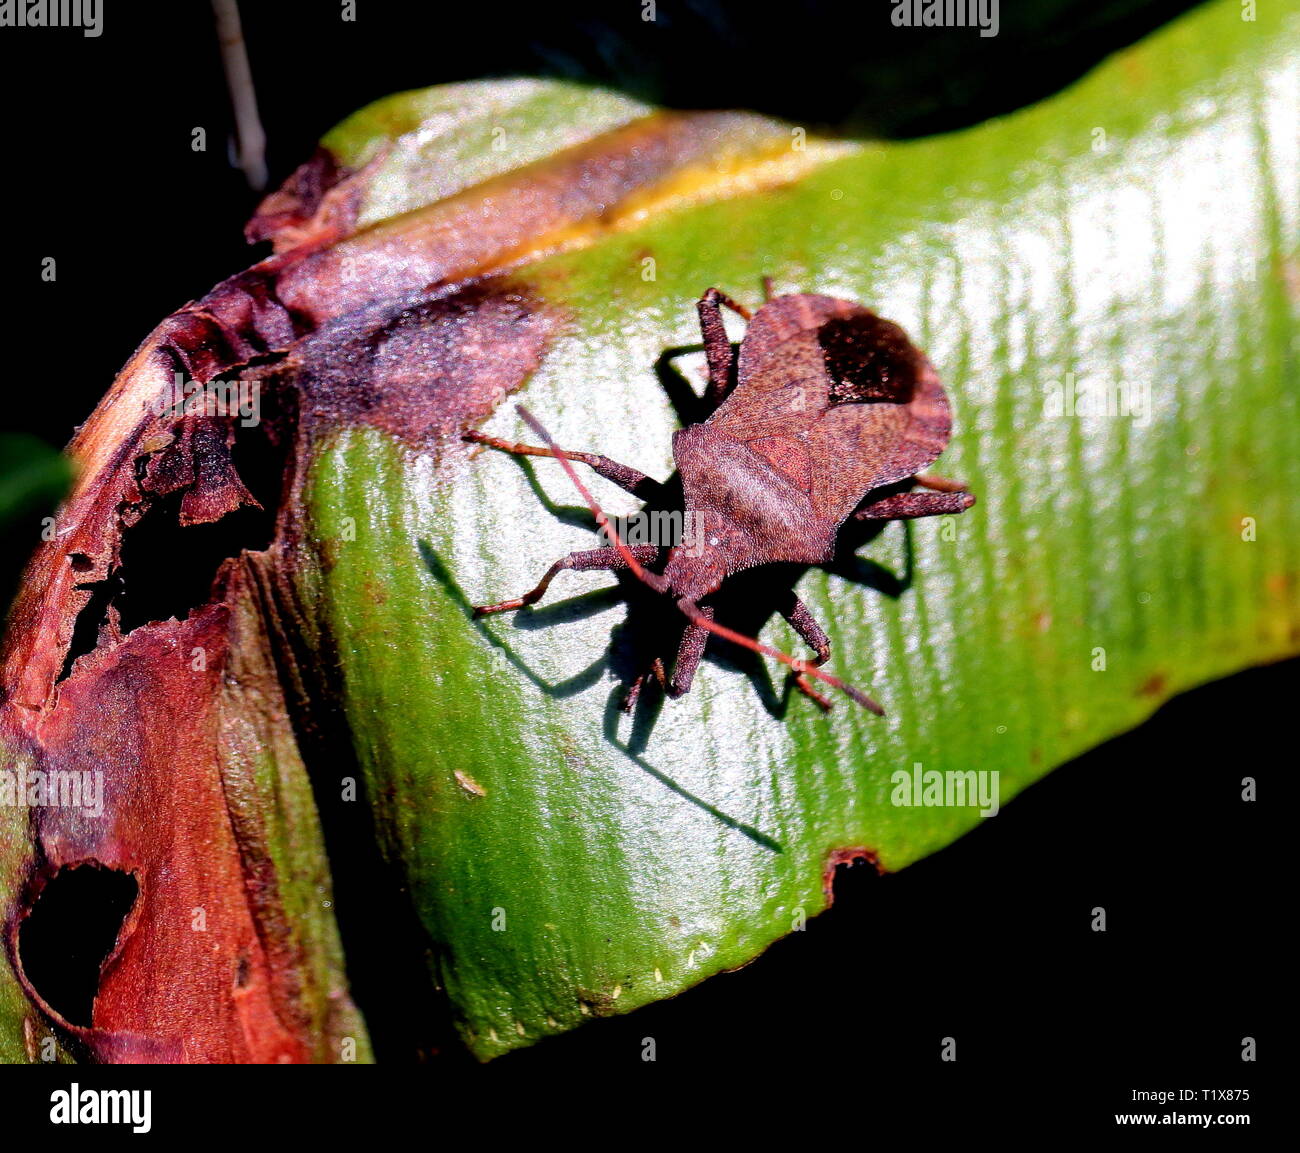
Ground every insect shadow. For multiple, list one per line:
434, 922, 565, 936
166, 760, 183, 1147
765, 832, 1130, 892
452, 341, 917, 757
417, 537, 781, 851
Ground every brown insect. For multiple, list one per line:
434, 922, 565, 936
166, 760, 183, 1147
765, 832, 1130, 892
464, 280, 975, 712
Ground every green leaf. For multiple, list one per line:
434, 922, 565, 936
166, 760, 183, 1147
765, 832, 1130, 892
0, 434, 72, 631
2, 0, 1292, 1066
289, 0, 1299, 1057
0, 443, 73, 1065
0, 435, 71, 529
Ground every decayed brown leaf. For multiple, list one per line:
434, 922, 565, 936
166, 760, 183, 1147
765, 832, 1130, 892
0, 110, 798, 1062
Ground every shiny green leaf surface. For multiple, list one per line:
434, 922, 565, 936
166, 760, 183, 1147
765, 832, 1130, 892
298, 0, 1298, 1057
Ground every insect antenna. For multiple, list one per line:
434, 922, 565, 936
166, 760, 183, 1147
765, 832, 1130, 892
516, 406, 668, 592
516, 405, 884, 713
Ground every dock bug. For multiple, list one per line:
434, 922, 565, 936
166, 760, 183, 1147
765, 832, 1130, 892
464, 281, 975, 712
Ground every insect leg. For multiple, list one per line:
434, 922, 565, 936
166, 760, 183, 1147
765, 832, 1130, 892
508, 405, 883, 712
674, 596, 884, 712
782, 595, 831, 665
640, 596, 832, 706
472, 545, 662, 618
781, 595, 834, 711
463, 430, 663, 500
620, 657, 670, 712
697, 287, 750, 410
666, 604, 713, 698
854, 491, 976, 521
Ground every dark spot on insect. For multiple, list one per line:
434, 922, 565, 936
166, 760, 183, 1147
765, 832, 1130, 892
818, 314, 918, 406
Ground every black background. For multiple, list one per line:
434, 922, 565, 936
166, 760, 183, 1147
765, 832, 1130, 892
0, 0, 1281, 1134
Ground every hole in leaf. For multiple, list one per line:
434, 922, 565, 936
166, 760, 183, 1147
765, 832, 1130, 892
55, 390, 291, 680
18, 863, 139, 1028
113, 495, 273, 633
57, 570, 124, 682
115, 407, 287, 634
